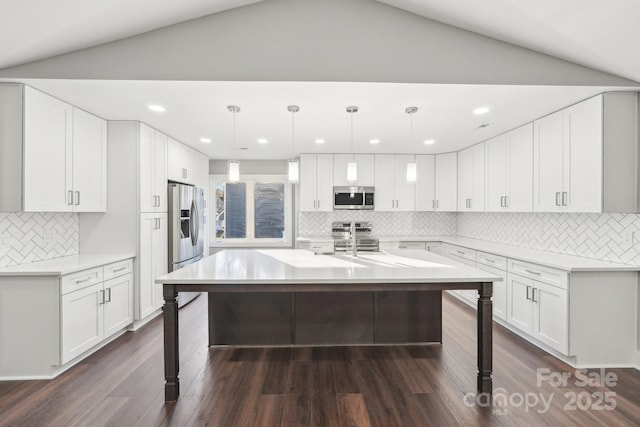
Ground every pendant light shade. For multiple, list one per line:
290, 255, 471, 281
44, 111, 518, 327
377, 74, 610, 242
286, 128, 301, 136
288, 159, 300, 182
227, 105, 241, 182
405, 106, 418, 183
406, 161, 417, 182
346, 161, 358, 182
287, 105, 300, 183
228, 160, 240, 182
346, 106, 358, 183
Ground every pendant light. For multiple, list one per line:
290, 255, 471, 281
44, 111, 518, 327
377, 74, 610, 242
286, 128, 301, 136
287, 105, 300, 183
405, 106, 418, 183
227, 105, 241, 182
346, 106, 358, 183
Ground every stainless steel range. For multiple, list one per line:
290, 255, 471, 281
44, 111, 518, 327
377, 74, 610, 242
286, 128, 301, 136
332, 221, 379, 252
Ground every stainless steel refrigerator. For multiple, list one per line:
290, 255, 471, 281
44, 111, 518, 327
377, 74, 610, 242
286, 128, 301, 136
168, 182, 205, 307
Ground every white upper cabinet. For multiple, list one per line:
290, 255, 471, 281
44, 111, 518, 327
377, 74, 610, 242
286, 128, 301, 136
23, 86, 74, 212
485, 124, 533, 212
414, 155, 435, 211
0, 84, 107, 212
534, 93, 638, 213
333, 154, 375, 187
167, 138, 198, 184
374, 155, 415, 211
300, 154, 334, 211
72, 108, 108, 212
139, 124, 167, 213
457, 143, 485, 212
434, 153, 457, 211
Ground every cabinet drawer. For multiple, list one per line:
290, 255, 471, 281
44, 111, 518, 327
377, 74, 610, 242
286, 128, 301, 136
443, 244, 476, 262
476, 251, 507, 270
447, 254, 476, 268
61, 267, 103, 295
381, 241, 426, 250
299, 241, 334, 254
103, 258, 133, 281
508, 259, 568, 290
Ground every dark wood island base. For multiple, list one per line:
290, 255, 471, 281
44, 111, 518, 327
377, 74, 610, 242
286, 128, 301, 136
162, 281, 493, 402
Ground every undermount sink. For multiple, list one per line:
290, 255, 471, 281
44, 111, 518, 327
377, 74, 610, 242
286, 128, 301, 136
354, 253, 453, 268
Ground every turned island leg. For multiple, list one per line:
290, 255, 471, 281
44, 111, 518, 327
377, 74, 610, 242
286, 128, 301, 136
164, 285, 180, 401
477, 282, 493, 393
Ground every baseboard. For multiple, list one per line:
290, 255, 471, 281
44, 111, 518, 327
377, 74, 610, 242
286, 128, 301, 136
129, 309, 162, 331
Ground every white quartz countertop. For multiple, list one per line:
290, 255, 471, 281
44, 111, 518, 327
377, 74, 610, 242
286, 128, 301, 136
155, 249, 501, 285
297, 235, 640, 272
0, 253, 135, 276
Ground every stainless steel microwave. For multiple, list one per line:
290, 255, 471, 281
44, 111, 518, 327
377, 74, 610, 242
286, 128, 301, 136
333, 186, 375, 210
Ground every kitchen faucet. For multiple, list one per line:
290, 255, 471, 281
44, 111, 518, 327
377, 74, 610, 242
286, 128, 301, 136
349, 221, 357, 256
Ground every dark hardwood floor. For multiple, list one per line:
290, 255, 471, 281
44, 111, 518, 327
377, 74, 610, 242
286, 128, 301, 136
1, 293, 639, 426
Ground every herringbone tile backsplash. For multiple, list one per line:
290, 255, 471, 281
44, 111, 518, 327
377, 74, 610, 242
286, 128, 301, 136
457, 212, 640, 266
0, 213, 79, 267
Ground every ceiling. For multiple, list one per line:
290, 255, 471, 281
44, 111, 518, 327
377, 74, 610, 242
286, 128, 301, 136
0, 0, 261, 70
14, 79, 628, 159
2, 1, 639, 159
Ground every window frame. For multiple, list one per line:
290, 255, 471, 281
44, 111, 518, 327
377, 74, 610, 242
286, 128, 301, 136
209, 174, 293, 248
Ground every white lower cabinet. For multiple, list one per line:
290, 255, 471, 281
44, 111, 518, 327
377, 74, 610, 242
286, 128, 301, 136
475, 252, 507, 321
60, 262, 133, 365
139, 213, 168, 319
506, 272, 568, 354
61, 283, 103, 364
441, 244, 477, 308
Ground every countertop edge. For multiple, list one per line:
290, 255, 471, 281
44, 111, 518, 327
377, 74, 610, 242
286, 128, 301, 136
0, 253, 136, 276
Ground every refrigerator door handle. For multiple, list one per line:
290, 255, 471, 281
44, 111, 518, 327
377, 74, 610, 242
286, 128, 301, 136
190, 200, 197, 246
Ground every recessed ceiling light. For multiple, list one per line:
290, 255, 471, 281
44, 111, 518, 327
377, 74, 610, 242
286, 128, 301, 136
473, 107, 490, 115
147, 104, 165, 112
315, 139, 325, 144
200, 138, 211, 143
369, 139, 380, 144
257, 138, 268, 144
424, 139, 435, 145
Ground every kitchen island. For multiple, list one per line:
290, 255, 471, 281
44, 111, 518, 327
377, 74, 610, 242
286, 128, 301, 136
155, 249, 501, 401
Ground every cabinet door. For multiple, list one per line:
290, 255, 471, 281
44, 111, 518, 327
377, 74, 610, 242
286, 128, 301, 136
167, 137, 182, 182
315, 154, 334, 212
139, 124, 156, 213
138, 214, 157, 319
103, 273, 134, 337
435, 153, 457, 211
333, 154, 374, 186
374, 155, 396, 211
532, 282, 568, 354
533, 111, 563, 212
23, 87, 73, 212
415, 155, 435, 211
506, 124, 533, 212
299, 154, 317, 211
563, 96, 603, 213
394, 155, 415, 211
153, 131, 168, 212
153, 214, 168, 309
457, 147, 472, 211
485, 134, 507, 212
72, 108, 107, 212
506, 274, 533, 334
61, 283, 103, 364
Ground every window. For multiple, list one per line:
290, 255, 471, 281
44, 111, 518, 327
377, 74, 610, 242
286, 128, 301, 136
210, 174, 293, 247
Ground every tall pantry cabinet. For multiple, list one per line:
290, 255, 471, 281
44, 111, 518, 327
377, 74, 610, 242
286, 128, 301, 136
80, 121, 168, 326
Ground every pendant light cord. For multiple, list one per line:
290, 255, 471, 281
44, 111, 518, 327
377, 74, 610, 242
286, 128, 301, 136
350, 110, 354, 160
